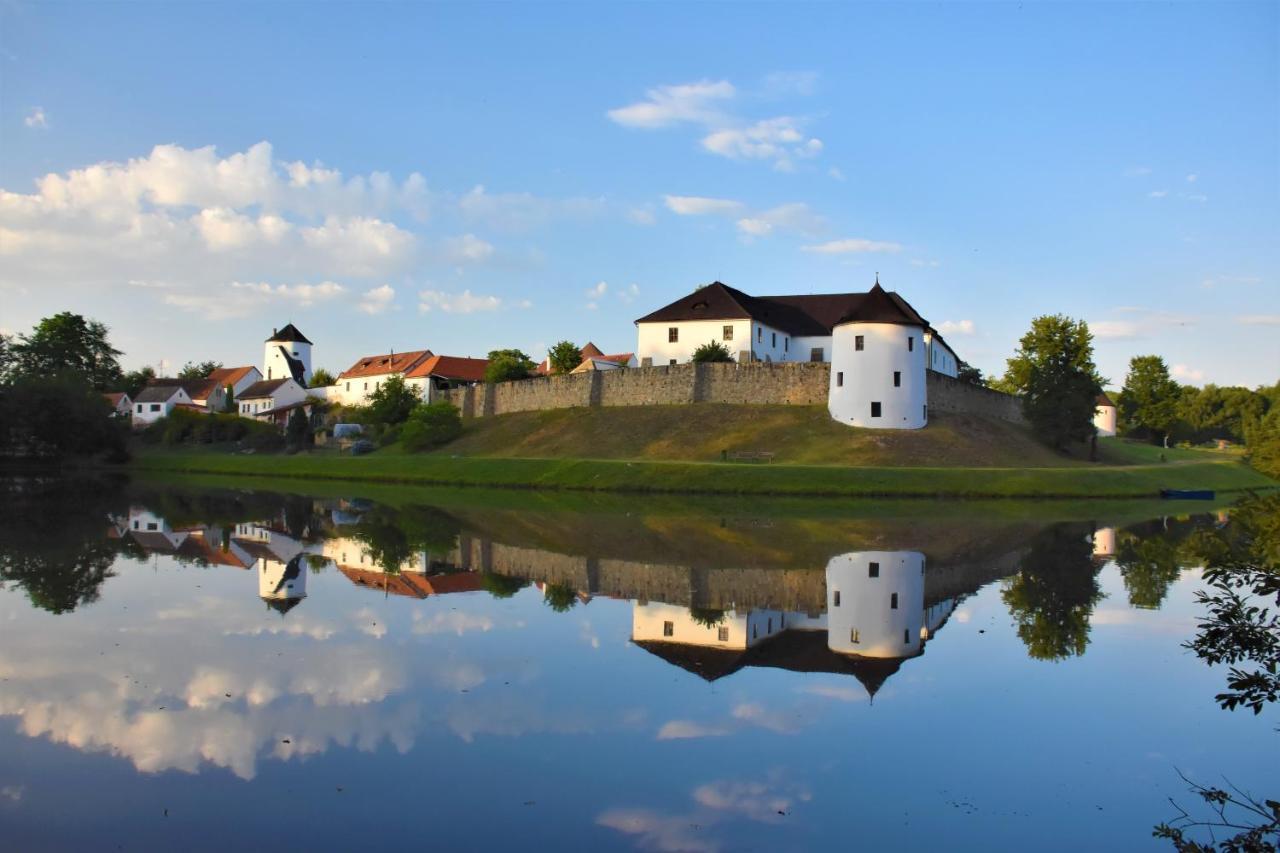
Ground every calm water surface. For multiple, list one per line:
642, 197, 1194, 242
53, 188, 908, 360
0, 478, 1273, 851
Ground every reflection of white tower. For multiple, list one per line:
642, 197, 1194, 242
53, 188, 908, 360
263, 323, 312, 385
1092, 527, 1116, 559
259, 554, 308, 615
825, 550, 926, 658
828, 281, 928, 430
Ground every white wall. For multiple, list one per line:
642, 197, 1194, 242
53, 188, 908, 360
264, 340, 312, 385
238, 379, 307, 416
636, 319, 821, 365
925, 334, 959, 378
132, 388, 193, 426
632, 602, 758, 650
828, 322, 928, 429
824, 550, 926, 658
792, 335, 833, 363
258, 557, 307, 602
331, 372, 403, 407
1094, 405, 1117, 437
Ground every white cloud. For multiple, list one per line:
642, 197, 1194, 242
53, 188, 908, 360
761, 71, 819, 98
163, 280, 346, 320
1090, 309, 1194, 341
655, 720, 732, 740
585, 280, 608, 310
626, 205, 656, 226
357, 284, 395, 315
606, 79, 735, 129
1202, 275, 1262, 289
1148, 190, 1168, 198
735, 202, 824, 239
910, 258, 940, 268
1090, 320, 1140, 340
440, 233, 494, 263
1186, 173, 1198, 183
801, 237, 902, 255
617, 283, 640, 304
1171, 364, 1205, 383
417, 288, 503, 314
702, 117, 822, 171
458, 185, 605, 232
1184, 192, 1208, 202
663, 195, 745, 216
24, 107, 48, 129
937, 319, 975, 336
827, 166, 846, 182
411, 610, 494, 636
1238, 314, 1280, 326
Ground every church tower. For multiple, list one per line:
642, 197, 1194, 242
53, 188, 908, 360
264, 323, 312, 385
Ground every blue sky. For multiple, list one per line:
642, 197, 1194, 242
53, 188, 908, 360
1, 1, 1276, 387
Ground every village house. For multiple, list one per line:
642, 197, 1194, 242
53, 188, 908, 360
403, 354, 490, 403
536, 341, 637, 375
237, 377, 310, 420
102, 391, 132, 418
330, 349, 433, 406
635, 279, 961, 430
131, 381, 200, 427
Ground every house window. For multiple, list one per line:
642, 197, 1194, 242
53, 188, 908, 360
894, 371, 901, 387
346, 382, 350, 391
908, 336, 914, 352
784, 337, 789, 352
905, 629, 911, 644
923, 404, 928, 420
723, 325, 733, 341
132, 521, 139, 529
833, 590, 841, 607
810, 347, 823, 362
150, 404, 161, 412
663, 621, 674, 637
757, 327, 762, 342
267, 368, 272, 379
771, 332, 776, 347
869, 561, 880, 578
136, 404, 143, 413
851, 629, 860, 644
718, 626, 730, 642
836, 372, 844, 388
669, 359, 677, 366
753, 625, 758, 639
890, 592, 899, 609
146, 522, 157, 531
363, 382, 368, 391
871, 402, 882, 418
855, 335, 864, 351
668, 327, 679, 343
767, 617, 772, 633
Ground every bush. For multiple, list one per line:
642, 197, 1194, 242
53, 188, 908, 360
401, 402, 463, 452
485, 349, 537, 383
366, 374, 418, 425
691, 340, 733, 363
144, 408, 283, 451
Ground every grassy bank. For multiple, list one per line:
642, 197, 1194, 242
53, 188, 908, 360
130, 446, 1274, 499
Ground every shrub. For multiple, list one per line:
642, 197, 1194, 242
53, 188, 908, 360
401, 402, 463, 452
366, 375, 418, 425
691, 340, 733, 363
485, 349, 537, 383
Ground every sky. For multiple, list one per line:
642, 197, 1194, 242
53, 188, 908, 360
1, 1, 1276, 388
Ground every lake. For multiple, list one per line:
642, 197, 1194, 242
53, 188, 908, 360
0, 476, 1274, 851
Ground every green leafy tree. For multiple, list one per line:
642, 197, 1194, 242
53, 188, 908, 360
309, 367, 337, 388
121, 365, 156, 397
547, 341, 584, 375
285, 408, 313, 450
366, 374, 418, 424
1000, 315, 1103, 450
1245, 407, 1280, 480
0, 374, 128, 459
1119, 355, 1182, 446
401, 402, 463, 451
1114, 525, 1185, 610
689, 607, 726, 628
0, 332, 13, 383
691, 340, 733, 363
484, 349, 537, 383
956, 360, 985, 386
8, 312, 123, 391
178, 360, 222, 380
542, 581, 579, 612
1001, 524, 1105, 661
482, 573, 529, 599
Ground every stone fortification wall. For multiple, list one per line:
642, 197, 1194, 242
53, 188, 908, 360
446, 362, 1023, 425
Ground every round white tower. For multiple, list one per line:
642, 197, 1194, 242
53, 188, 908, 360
259, 554, 308, 616
824, 550, 926, 659
264, 323, 312, 385
828, 282, 927, 429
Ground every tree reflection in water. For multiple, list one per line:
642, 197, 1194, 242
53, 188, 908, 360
1001, 523, 1104, 661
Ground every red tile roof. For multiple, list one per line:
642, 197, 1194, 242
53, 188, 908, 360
206, 366, 259, 387
338, 350, 433, 380
103, 392, 129, 406
536, 342, 633, 375
404, 354, 490, 383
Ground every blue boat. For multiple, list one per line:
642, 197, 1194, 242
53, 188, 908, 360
1160, 489, 1215, 500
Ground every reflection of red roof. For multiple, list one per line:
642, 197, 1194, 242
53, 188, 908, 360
405, 354, 489, 383
339, 350, 432, 380
180, 532, 253, 568
338, 566, 484, 599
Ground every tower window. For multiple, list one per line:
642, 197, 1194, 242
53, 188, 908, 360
851, 629, 860, 644
771, 332, 776, 347
668, 327, 679, 343
890, 592, 899, 609
767, 617, 773, 633
810, 347, 823, 362
784, 337, 789, 351
869, 561, 880, 578
669, 359, 677, 366
908, 336, 915, 352
836, 372, 844, 388
894, 371, 901, 387
718, 626, 730, 642
871, 402, 882, 418
924, 404, 928, 420
663, 621, 674, 637
855, 335, 864, 351
757, 327, 762, 342
723, 325, 733, 341
833, 590, 841, 607
904, 629, 911, 644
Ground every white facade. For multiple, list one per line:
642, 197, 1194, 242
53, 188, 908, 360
825, 550, 927, 658
258, 555, 308, 607
264, 336, 312, 385
1092, 527, 1116, 559
828, 322, 928, 429
1094, 403, 1117, 437
238, 379, 308, 417
132, 386, 194, 426
632, 602, 789, 649
636, 319, 812, 366
925, 333, 959, 378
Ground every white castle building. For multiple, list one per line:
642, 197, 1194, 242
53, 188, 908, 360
634, 279, 959, 430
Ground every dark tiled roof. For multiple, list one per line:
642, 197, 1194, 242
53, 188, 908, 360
134, 381, 196, 403
635, 280, 927, 336
1097, 392, 1116, 407
266, 323, 312, 344
103, 392, 129, 405
338, 350, 433, 380
239, 378, 293, 399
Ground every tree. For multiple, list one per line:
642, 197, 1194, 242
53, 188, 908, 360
1000, 315, 1103, 451
1245, 407, 1280, 480
310, 367, 337, 388
689, 607, 726, 628
0, 332, 12, 383
178, 360, 222, 380
0, 374, 128, 459
366, 374, 418, 424
484, 349, 537, 383
956, 360, 984, 386
285, 408, 313, 450
542, 581, 579, 612
691, 340, 733, 363
1001, 524, 1104, 661
401, 402, 463, 451
482, 573, 528, 599
121, 365, 156, 397
1120, 355, 1182, 446
8, 312, 123, 391
547, 341, 583, 375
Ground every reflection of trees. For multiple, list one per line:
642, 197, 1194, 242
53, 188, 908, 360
689, 607, 726, 628
481, 573, 527, 599
0, 478, 125, 614
347, 504, 462, 573
1115, 525, 1185, 610
542, 581, 578, 612
1002, 524, 1104, 661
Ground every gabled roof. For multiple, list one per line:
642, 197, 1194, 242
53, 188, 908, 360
404, 354, 490, 383
338, 350, 433, 380
266, 323, 312, 344
207, 365, 260, 387
634, 280, 928, 336
536, 342, 634, 375
1096, 392, 1116, 408
103, 392, 130, 406
239, 378, 294, 400
134, 381, 196, 403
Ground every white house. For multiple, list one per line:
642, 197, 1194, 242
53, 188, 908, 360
237, 378, 309, 418
635, 279, 959, 430
131, 381, 197, 426
103, 392, 132, 418
1094, 392, 1118, 437
403, 354, 489, 403
330, 349, 433, 406
536, 342, 637, 375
